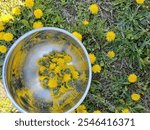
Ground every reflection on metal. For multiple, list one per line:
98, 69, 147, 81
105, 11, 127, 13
3, 27, 92, 113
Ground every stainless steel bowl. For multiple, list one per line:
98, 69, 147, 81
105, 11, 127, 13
2, 27, 92, 113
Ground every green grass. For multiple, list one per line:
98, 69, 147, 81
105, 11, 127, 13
0, 0, 150, 112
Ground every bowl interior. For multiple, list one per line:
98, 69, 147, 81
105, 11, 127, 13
4, 28, 91, 112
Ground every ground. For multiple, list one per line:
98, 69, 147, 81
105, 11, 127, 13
0, 0, 150, 112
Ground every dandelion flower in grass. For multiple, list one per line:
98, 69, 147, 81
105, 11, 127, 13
3, 32, 14, 42
33, 21, 43, 29
12, 7, 21, 16
72, 31, 82, 41
34, 9, 43, 19
128, 74, 138, 83
122, 108, 130, 113
0, 22, 5, 31
92, 64, 101, 73
89, 53, 96, 64
136, 0, 145, 4
107, 51, 115, 59
93, 110, 101, 113
0, 15, 12, 23
0, 45, 7, 53
48, 78, 58, 89
131, 93, 141, 101
76, 105, 87, 113
25, 0, 34, 8
83, 20, 89, 26
0, 32, 5, 40
106, 31, 116, 42
63, 74, 71, 82
89, 3, 99, 14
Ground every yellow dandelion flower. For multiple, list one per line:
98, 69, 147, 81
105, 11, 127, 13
59, 85, 67, 93
25, 0, 34, 8
39, 76, 47, 81
72, 71, 79, 79
0, 45, 7, 53
76, 104, 87, 113
49, 63, 56, 70
83, 20, 89, 26
39, 66, 46, 72
12, 7, 21, 16
89, 53, 96, 64
64, 55, 72, 63
33, 21, 43, 29
57, 58, 65, 66
89, 3, 99, 14
48, 78, 58, 89
92, 64, 101, 73
63, 74, 71, 82
0, 15, 12, 23
72, 31, 82, 41
34, 9, 43, 19
64, 65, 75, 71
52, 58, 57, 62
136, 0, 145, 4
3, 32, 14, 42
131, 93, 141, 101
122, 108, 130, 113
107, 51, 116, 59
128, 74, 138, 83
0, 32, 5, 40
106, 31, 116, 42
55, 66, 61, 73
93, 110, 101, 113
0, 22, 5, 31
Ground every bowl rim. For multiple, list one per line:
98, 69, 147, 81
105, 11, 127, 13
2, 27, 92, 113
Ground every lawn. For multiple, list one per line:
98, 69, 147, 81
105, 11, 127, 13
0, 0, 150, 113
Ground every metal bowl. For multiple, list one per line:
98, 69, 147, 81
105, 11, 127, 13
2, 27, 92, 113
